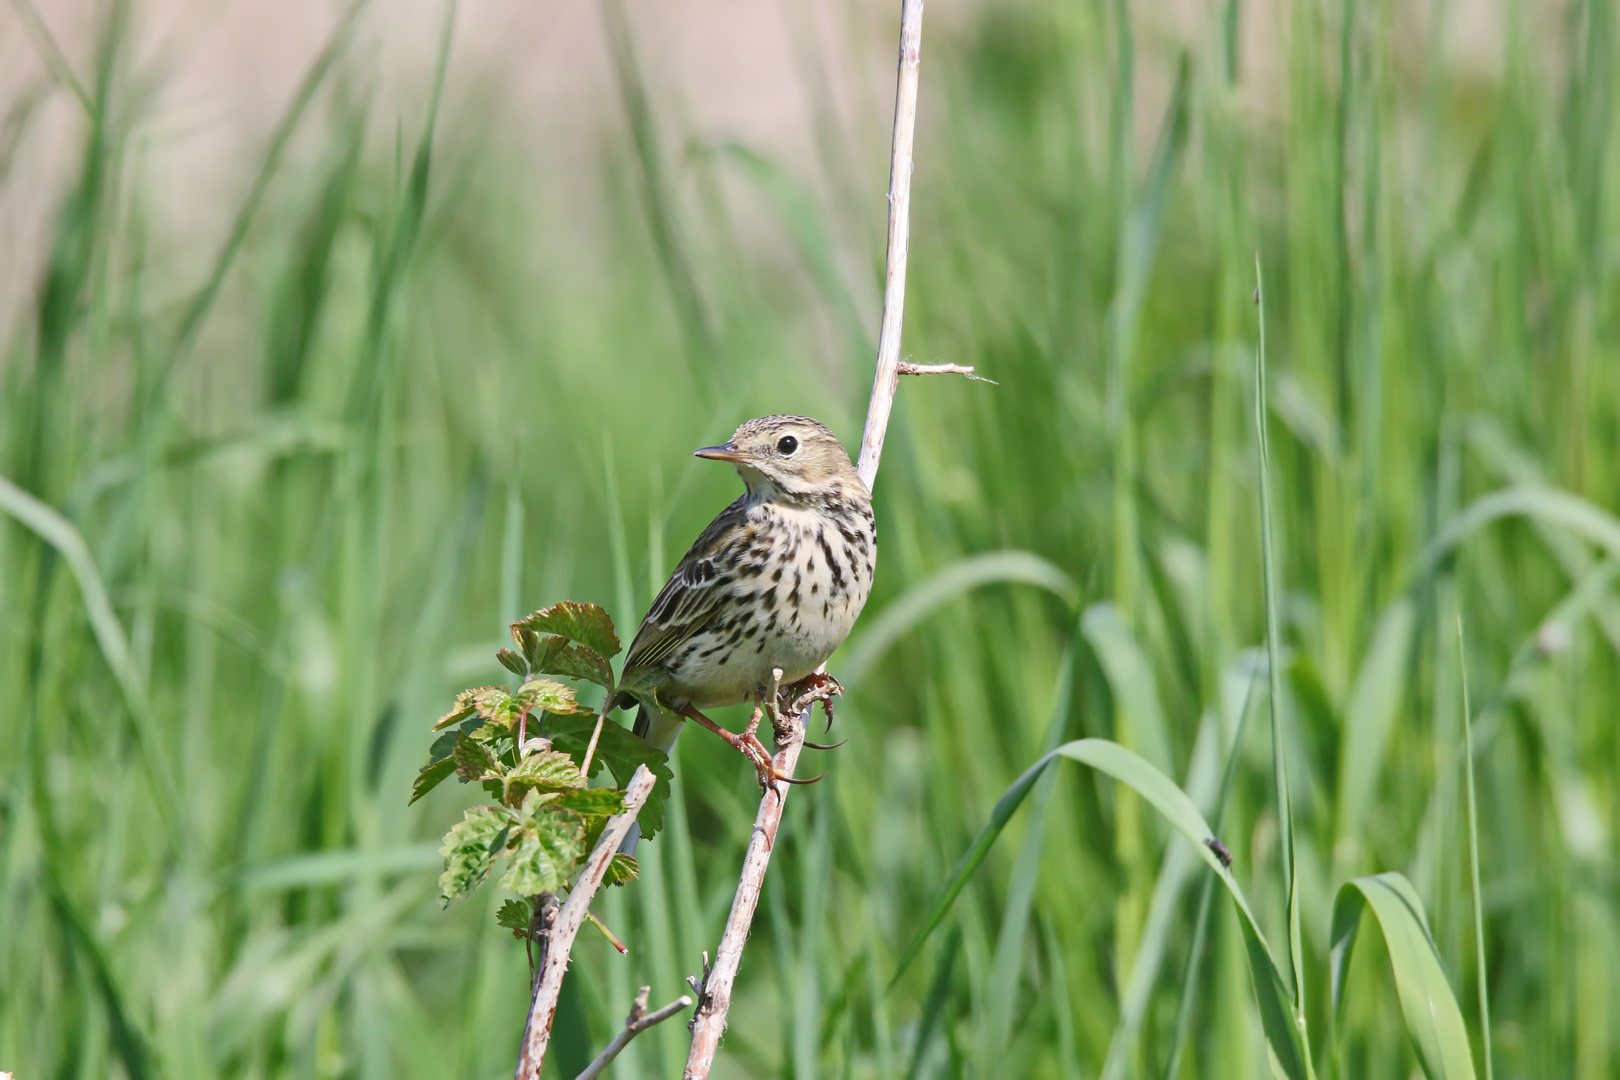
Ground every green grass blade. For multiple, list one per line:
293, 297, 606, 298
977, 645, 1075, 1070
0, 474, 181, 834
837, 551, 1078, 687
1081, 601, 1174, 775
1330, 873, 1477, 1079
1335, 598, 1417, 865
891, 737, 1309, 1079
887, 751, 1056, 989
1255, 252, 1306, 1016
1456, 619, 1494, 1080
1162, 661, 1261, 1080
1417, 486, 1620, 581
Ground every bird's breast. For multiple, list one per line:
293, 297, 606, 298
666, 494, 876, 709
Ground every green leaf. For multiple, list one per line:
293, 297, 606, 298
526, 635, 614, 690
497, 817, 586, 896
1331, 873, 1477, 1080
604, 852, 639, 887
434, 686, 488, 730
496, 897, 533, 938
428, 729, 459, 762
548, 714, 674, 839
549, 787, 627, 818
438, 805, 515, 905
409, 755, 457, 805
504, 749, 586, 805
453, 733, 501, 781
513, 600, 621, 659
496, 647, 527, 676
517, 677, 591, 715
837, 550, 1078, 689
1081, 601, 1175, 775
614, 664, 668, 702
889, 739, 1309, 1080
1336, 599, 1417, 858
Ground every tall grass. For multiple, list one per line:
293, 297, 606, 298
3, 0, 1617, 1077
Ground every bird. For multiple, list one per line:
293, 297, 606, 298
613, 414, 876, 789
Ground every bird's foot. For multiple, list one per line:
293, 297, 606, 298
679, 703, 820, 789
781, 672, 844, 735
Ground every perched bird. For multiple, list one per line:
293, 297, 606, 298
614, 415, 876, 784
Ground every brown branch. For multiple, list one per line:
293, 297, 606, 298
513, 764, 657, 1080
573, 986, 694, 1080
683, 0, 933, 1075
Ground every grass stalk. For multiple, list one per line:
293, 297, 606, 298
1456, 617, 1494, 1080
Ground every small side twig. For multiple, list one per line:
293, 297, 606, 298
573, 986, 694, 1080
514, 764, 657, 1080
898, 361, 996, 383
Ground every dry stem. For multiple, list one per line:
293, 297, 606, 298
513, 764, 657, 1080
683, 0, 937, 1075
573, 986, 694, 1080
898, 361, 994, 382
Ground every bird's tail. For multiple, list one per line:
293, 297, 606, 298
618, 702, 684, 857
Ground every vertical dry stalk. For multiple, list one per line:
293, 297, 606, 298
513, 764, 657, 1080
683, 0, 930, 1075
856, 0, 927, 494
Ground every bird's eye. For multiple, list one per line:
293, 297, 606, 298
777, 435, 798, 455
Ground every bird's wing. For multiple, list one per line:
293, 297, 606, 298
622, 497, 749, 677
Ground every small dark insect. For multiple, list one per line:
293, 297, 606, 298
1205, 837, 1233, 869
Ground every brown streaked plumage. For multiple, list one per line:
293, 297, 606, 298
615, 415, 876, 782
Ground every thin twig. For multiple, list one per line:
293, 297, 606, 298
683, 0, 932, 1075
898, 361, 996, 383
514, 764, 657, 1080
574, 986, 694, 1080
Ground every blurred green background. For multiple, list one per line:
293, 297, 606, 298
2, 0, 1617, 1076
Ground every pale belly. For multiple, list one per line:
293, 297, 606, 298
663, 502, 874, 708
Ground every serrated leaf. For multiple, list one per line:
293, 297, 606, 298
438, 805, 515, 905
548, 787, 627, 818
434, 686, 512, 731
496, 897, 533, 938
454, 733, 501, 780
504, 750, 587, 806
548, 714, 674, 839
434, 688, 483, 731
497, 818, 586, 896
409, 755, 457, 805
517, 677, 591, 715
513, 601, 621, 659
527, 635, 614, 690
428, 729, 459, 761
604, 852, 639, 887
496, 648, 527, 676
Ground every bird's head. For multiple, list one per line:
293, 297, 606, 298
694, 415, 863, 500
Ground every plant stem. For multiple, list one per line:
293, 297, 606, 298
513, 764, 657, 1080
684, 1, 943, 1074
573, 986, 694, 1080
1457, 617, 1494, 1080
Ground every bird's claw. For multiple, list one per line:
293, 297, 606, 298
802, 738, 847, 751
781, 672, 844, 733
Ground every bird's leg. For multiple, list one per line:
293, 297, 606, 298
677, 703, 815, 788
742, 689, 766, 742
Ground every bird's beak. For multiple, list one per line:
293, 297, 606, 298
693, 442, 747, 464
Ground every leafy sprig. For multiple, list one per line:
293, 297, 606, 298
412, 600, 672, 930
